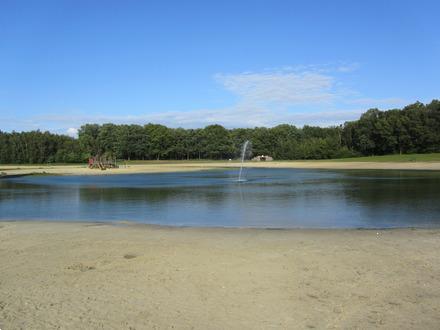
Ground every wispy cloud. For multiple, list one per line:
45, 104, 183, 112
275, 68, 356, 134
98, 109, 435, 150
4, 106, 364, 134
1, 63, 408, 134
346, 97, 407, 107
336, 62, 360, 73
214, 70, 335, 106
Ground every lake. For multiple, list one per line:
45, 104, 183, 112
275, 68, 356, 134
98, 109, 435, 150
1, 168, 440, 228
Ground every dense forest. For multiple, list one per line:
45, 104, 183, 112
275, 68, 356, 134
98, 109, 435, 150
1, 100, 439, 164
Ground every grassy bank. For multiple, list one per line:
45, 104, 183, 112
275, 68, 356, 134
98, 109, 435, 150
324, 153, 440, 162
1, 153, 440, 167
124, 153, 440, 164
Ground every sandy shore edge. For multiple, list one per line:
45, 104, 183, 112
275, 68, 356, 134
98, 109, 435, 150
1, 160, 440, 178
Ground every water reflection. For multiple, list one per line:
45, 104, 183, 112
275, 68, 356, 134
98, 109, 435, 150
1, 169, 440, 228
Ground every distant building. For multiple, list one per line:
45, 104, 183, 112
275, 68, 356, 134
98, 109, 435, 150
252, 155, 273, 161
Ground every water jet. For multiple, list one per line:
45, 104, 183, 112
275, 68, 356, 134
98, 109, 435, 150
238, 140, 251, 182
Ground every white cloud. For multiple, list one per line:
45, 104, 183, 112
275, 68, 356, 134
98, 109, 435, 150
15, 105, 362, 131
346, 97, 407, 107
214, 70, 335, 106
2, 63, 409, 132
66, 127, 78, 138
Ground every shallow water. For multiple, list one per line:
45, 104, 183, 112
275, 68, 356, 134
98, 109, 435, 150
1, 168, 440, 228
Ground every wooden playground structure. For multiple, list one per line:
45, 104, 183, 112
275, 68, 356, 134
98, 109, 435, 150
88, 155, 119, 170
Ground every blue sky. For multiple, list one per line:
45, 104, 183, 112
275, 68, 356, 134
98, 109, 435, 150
1, 0, 439, 136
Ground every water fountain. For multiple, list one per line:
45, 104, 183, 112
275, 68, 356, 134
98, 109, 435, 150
238, 140, 251, 182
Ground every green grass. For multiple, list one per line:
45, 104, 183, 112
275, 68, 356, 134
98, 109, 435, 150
325, 153, 440, 162
96, 153, 440, 164
2, 153, 440, 167
124, 153, 440, 163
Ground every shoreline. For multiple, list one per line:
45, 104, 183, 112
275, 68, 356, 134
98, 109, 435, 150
1, 160, 440, 178
0, 219, 436, 231
1, 221, 439, 329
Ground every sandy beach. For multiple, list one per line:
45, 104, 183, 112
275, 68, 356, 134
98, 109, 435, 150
1, 221, 439, 329
2, 160, 440, 178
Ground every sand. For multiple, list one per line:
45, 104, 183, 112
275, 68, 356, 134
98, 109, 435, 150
1, 160, 440, 178
1, 221, 439, 329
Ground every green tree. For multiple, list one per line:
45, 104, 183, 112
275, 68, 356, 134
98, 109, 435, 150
201, 125, 234, 159
78, 124, 102, 156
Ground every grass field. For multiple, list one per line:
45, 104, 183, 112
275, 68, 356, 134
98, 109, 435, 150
324, 153, 440, 162
126, 153, 440, 164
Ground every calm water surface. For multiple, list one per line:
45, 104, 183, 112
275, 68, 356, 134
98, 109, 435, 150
1, 168, 440, 228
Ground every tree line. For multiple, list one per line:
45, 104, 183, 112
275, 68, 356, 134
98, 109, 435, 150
1, 100, 439, 164
0, 131, 84, 164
